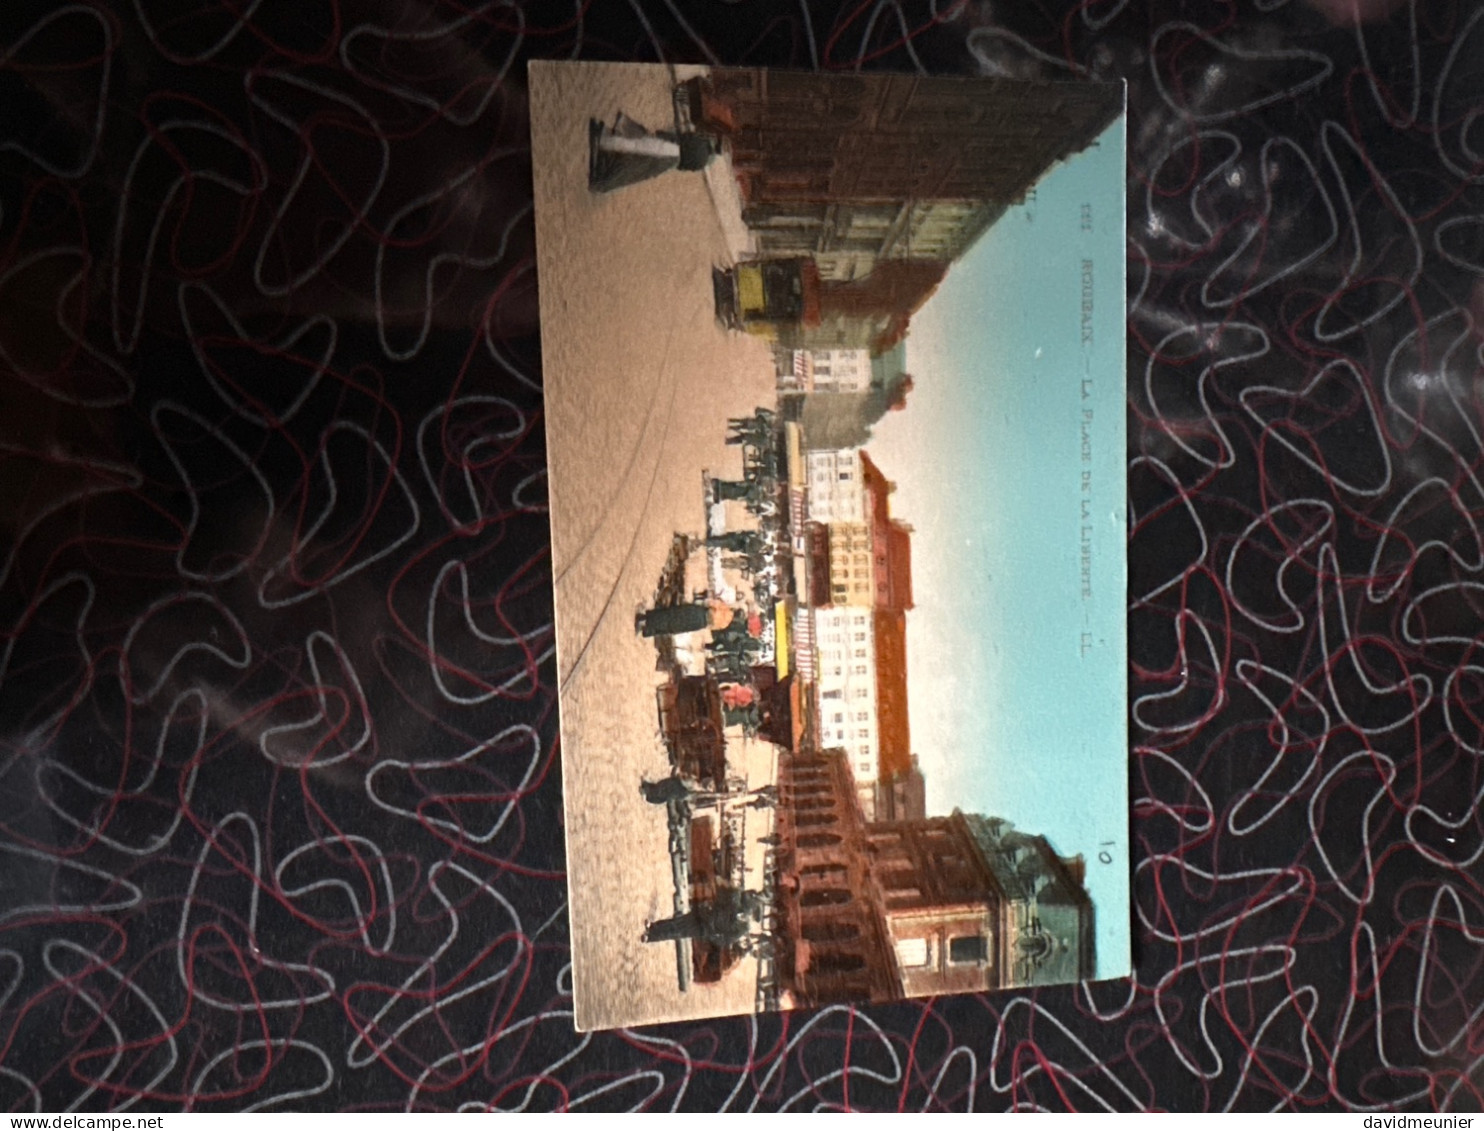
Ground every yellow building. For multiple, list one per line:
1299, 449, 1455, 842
827, 521, 874, 606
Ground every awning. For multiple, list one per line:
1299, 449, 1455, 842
774, 600, 791, 679
789, 679, 806, 752
785, 422, 805, 489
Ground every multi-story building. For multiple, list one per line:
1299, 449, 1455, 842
961, 814, 1095, 989
775, 345, 809, 394
873, 607, 911, 793
805, 448, 864, 524
861, 452, 913, 611
789, 259, 948, 355
774, 747, 903, 1009
777, 348, 878, 394
772, 749, 1096, 1006
687, 68, 1120, 352
792, 345, 911, 451
685, 68, 1123, 282
865, 814, 1003, 997
807, 449, 912, 606
826, 522, 873, 606
805, 448, 915, 812
805, 592, 909, 823
813, 605, 878, 804
810, 349, 872, 392
864, 813, 1095, 995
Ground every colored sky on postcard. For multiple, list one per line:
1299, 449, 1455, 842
871, 116, 1129, 978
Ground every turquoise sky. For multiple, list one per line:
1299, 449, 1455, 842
869, 117, 1129, 980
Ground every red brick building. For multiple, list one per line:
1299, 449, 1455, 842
773, 748, 903, 1008
873, 608, 910, 783
685, 68, 1122, 282
772, 751, 1096, 1005
865, 814, 1003, 997
864, 811, 1095, 997
861, 452, 913, 612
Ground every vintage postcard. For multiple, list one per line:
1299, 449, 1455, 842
530, 60, 1128, 1031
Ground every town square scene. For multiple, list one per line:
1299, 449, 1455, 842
531, 61, 1128, 1030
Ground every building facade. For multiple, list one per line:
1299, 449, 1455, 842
685, 68, 1123, 282
805, 448, 864, 524
774, 747, 902, 1009
811, 349, 872, 392
775, 346, 810, 394
742, 198, 1003, 285
864, 814, 1004, 997
861, 452, 913, 611
783, 260, 948, 354
873, 608, 911, 786
805, 446, 915, 810
771, 757, 1097, 1006
812, 606, 879, 806
780, 347, 896, 398
860, 811, 1096, 997
826, 521, 874, 606
961, 814, 1096, 988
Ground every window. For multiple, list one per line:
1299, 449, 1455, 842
854, 647, 866, 658
823, 689, 842, 700
853, 688, 868, 698
856, 711, 869, 721
857, 728, 870, 738
854, 665, 867, 675
854, 632, 866, 642
803, 921, 860, 943
812, 951, 868, 974
896, 938, 930, 968
949, 935, 988, 964
800, 888, 851, 908
833, 712, 844, 724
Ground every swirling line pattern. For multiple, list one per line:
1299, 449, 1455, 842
1, 0, 1482, 1112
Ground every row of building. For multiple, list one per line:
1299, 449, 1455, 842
686, 67, 1123, 354
753, 350, 1096, 1001
651, 66, 1120, 1001
773, 748, 1094, 1006
768, 343, 915, 823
